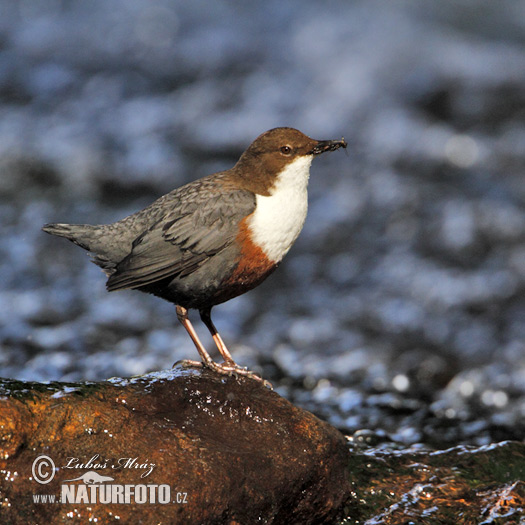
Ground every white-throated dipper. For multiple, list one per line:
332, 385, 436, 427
43, 127, 346, 382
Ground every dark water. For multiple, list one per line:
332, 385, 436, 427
1, 0, 525, 448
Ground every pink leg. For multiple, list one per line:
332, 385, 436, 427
175, 305, 271, 388
199, 307, 237, 366
175, 305, 215, 368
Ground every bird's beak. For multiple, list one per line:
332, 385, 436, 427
309, 138, 348, 155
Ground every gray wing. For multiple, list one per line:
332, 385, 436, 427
106, 188, 256, 291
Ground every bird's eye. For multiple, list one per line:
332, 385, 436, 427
280, 145, 292, 155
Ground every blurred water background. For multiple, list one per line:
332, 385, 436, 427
1, 0, 525, 448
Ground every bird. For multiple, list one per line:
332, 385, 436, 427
43, 127, 347, 383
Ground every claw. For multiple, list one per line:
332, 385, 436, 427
215, 362, 273, 389
173, 359, 203, 369
174, 305, 272, 388
174, 358, 272, 389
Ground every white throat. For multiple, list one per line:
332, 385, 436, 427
249, 155, 313, 263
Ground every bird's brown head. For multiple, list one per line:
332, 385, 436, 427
232, 127, 347, 195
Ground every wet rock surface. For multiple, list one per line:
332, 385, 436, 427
1, 0, 525, 451
0, 367, 350, 524
1, 370, 524, 524
342, 437, 525, 524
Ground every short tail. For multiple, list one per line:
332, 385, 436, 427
42, 223, 95, 251
42, 223, 118, 275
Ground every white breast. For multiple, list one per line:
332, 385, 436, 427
248, 155, 313, 263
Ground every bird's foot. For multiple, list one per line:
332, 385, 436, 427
173, 358, 272, 389
173, 359, 204, 369
216, 361, 273, 389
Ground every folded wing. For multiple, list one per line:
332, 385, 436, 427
106, 188, 255, 291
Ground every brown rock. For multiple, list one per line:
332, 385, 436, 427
0, 367, 351, 524
3, 367, 523, 523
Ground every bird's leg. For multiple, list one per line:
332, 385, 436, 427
174, 305, 216, 369
174, 305, 250, 378
199, 307, 270, 387
199, 307, 236, 367
174, 305, 269, 386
